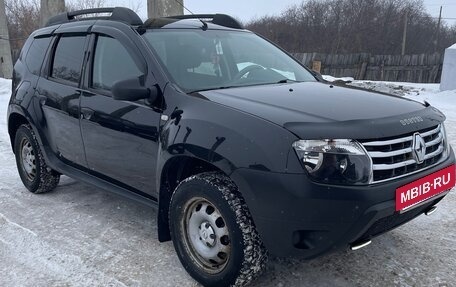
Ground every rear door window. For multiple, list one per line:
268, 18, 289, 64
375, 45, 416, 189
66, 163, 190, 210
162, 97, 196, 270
51, 35, 86, 83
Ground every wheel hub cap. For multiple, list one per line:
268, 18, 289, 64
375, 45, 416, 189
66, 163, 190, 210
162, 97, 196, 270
183, 198, 231, 274
20, 139, 36, 180
199, 221, 216, 247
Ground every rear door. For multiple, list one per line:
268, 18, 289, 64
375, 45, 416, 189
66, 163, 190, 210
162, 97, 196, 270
79, 27, 162, 196
35, 32, 89, 167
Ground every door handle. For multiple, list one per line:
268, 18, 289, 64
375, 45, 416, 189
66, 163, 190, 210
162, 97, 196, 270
80, 107, 94, 120
35, 92, 47, 105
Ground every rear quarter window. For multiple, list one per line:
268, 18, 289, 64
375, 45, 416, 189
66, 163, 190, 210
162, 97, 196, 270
25, 37, 52, 75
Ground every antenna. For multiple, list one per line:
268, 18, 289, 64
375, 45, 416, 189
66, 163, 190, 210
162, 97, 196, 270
173, 0, 208, 30
173, 0, 195, 15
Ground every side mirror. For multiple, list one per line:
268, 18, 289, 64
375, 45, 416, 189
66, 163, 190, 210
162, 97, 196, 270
112, 77, 157, 102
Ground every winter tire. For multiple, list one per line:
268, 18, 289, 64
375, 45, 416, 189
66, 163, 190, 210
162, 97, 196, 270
14, 124, 60, 194
169, 172, 267, 287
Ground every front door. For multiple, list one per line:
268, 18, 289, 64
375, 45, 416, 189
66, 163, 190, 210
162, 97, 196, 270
79, 30, 161, 196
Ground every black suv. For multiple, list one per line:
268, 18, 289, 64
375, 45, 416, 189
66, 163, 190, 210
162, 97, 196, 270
7, 7, 455, 287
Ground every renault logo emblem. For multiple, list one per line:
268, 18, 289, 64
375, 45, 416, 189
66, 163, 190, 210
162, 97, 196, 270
412, 133, 426, 164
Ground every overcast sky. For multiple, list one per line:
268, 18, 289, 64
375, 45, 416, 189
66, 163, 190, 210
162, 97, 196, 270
106, 0, 456, 25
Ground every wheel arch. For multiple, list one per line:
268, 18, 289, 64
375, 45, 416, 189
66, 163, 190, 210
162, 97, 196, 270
8, 112, 30, 153
8, 104, 56, 168
157, 155, 229, 242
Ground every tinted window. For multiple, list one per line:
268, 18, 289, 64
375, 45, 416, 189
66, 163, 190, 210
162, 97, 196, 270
25, 37, 51, 75
92, 36, 143, 90
52, 35, 86, 83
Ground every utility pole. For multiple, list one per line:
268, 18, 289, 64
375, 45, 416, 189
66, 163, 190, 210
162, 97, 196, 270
401, 9, 408, 56
436, 6, 443, 53
40, 0, 65, 27
0, 0, 13, 79
148, 0, 184, 19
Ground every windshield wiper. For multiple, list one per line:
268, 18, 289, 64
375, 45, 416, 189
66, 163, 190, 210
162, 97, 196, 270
189, 86, 238, 93
276, 79, 299, 84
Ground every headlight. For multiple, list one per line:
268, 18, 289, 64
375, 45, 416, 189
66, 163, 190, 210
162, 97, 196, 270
293, 139, 372, 185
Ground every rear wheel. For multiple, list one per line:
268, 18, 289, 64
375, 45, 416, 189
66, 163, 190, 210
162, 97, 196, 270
169, 172, 267, 287
14, 124, 60, 194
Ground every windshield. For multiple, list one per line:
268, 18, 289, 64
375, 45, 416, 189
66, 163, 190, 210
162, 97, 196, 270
142, 29, 316, 92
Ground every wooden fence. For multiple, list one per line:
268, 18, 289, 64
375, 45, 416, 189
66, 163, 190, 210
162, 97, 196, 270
292, 52, 444, 83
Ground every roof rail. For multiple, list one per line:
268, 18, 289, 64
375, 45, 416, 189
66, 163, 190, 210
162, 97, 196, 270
45, 7, 143, 27
166, 14, 244, 29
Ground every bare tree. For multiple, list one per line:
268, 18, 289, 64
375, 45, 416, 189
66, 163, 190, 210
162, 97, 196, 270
66, 0, 105, 11
66, 0, 143, 15
5, 0, 40, 52
247, 0, 456, 55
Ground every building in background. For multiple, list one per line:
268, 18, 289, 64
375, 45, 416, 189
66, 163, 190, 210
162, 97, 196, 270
440, 44, 456, 91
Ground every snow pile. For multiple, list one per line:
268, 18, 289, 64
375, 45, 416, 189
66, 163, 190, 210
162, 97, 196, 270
0, 78, 12, 144
408, 89, 456, 117
349, 81, 440, 97
0, 78, 11, 96
440, 44, 456, 91
322, 75, 354, 83
323, 75, 440, 97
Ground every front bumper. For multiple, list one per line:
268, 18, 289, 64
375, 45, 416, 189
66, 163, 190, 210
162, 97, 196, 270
230, 148, 455, 258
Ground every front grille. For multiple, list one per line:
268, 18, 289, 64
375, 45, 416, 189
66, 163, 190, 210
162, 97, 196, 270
360, 125, 445, 182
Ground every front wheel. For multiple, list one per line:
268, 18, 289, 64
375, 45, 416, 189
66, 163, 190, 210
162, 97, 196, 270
169, 172, 267, 287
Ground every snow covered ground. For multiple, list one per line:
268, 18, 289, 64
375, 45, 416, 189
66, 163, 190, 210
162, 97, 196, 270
0, 77, 455, 287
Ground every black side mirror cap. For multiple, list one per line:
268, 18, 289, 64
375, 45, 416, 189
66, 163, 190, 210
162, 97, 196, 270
112, 77, 157, 102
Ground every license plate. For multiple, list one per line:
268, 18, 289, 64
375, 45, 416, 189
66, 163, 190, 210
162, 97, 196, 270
396, 165, 455, 211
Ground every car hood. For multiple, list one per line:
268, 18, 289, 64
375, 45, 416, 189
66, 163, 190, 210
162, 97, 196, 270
197, 82, 445, 139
